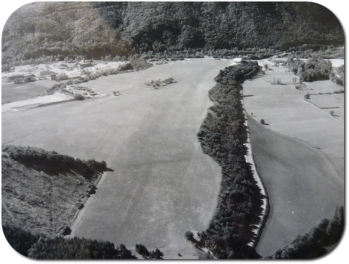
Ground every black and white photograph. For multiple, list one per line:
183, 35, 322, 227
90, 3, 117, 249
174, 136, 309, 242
0, 0, 346, 261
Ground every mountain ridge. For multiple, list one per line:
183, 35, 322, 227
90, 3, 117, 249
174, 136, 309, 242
2, 2, 344, 61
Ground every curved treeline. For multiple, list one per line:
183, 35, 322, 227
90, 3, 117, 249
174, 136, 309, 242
195, 62, 262, 259
2, 224, 136, 259
268, 206, 344, 259
2, 2, 343, 61
3, 145, 109, 179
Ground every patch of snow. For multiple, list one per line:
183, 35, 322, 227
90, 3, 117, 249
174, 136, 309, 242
328, 59, 344, 68
2, 92, 73, 113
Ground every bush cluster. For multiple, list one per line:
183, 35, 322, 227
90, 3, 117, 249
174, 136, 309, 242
74, 94, 85, 101
57, 72, 69, 81
287, 56, 332, 82
135, 244, 164, 259
2, 224, 136, 259
196, 62, 262, 259
329, 64, 344, 86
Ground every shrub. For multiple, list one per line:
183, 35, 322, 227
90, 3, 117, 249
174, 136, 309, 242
118, 63, 133, 71
135, 244, 149, 258
57, 72, 69, 81
185, 230, 194, 241
288, 56, 332, 82
74, 94, 85, 101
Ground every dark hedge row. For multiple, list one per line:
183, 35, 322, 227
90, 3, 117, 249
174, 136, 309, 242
3, 145, 109, 180
196, 62, 262, 259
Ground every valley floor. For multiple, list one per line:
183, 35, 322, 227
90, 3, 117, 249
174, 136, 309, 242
2, 58, 230, 259
2, 58, 344, 259
242, 63, 344, 256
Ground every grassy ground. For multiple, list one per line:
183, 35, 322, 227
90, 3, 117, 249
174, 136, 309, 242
305, 79, 344, 94
2, 58, 231, 259
243, 65, 344, 175
247, 115, 344, 257
2, 80, 58, 103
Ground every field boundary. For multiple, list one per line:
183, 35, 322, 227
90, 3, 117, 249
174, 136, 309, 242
69, 171, 106, 231
243, 111, 269, 249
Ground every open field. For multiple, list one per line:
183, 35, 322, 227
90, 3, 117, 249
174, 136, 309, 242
1, 80, 58, 103
2, 58, 231, 259
242, 62, 344, 257
247, 115, 344, 257
305, 79, 344, 94
243, 65, 344, 175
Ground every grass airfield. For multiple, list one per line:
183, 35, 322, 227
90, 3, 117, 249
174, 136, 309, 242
2, 57, 344, 258
2, 58, 230, 259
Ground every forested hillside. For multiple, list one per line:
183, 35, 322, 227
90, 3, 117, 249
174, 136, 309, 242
2, 145, 109, 236
2, 2, 343, 61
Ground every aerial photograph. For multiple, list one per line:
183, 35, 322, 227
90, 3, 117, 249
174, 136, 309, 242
1, 1, 345, 260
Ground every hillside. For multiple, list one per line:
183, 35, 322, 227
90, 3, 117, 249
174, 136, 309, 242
2, 145, 109, 236
2, 2, 344, 61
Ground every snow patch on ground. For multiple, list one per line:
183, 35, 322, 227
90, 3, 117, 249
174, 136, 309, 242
2, 92, 73, 112
328, 59, 344, 68
2, 61, 127, 80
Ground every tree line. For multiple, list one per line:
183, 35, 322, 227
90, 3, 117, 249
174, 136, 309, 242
2, 224, 136, 259
194, 62, 262, 259
3, 145, 109, 180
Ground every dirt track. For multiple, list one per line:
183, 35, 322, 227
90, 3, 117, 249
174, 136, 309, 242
2, 59, 230, 259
